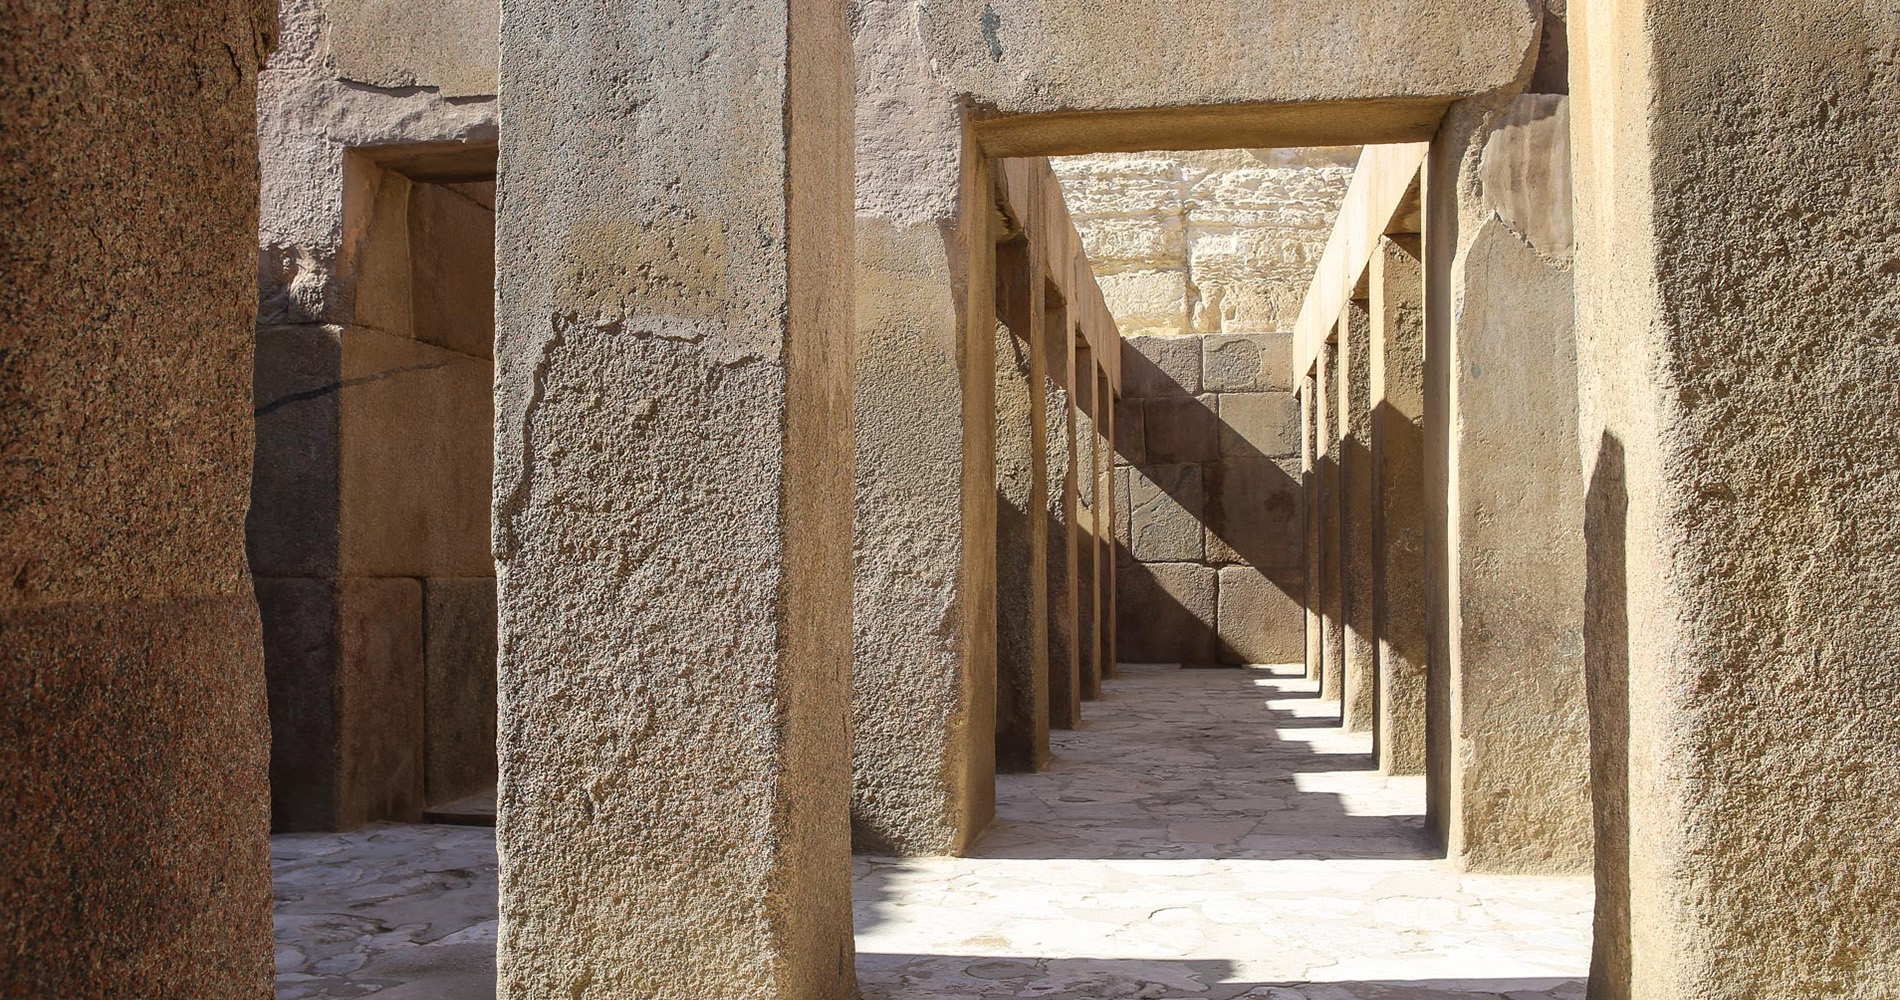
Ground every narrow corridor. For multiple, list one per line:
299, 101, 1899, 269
853, 664, 1592, 998
269, 666, 1589, 999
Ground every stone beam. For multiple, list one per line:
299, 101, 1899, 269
493, 0, 856, 994
1292, 143, 1429, 382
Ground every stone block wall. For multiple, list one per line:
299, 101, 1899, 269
1054, 148, 1351, 666
1114, 335, 1305, 664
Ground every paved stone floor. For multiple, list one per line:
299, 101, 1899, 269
272, 664, 1591, 999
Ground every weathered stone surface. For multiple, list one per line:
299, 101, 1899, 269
1044, 369, 1079, 732
337, 577, 425, 827
1337, 303, 1377, 735
1301, 379, 1323, 683
1129, 464, 1205, 563
1316, 343, 1344, 704
327, 0, 500, 98
1216, 566, 1305, 666
1217, 391, 1300, 459
1203, 332, 1286, 392
1423, 92, 1589, 875
1205, 458, 1303, 570
1122, 334, 1202, 397
1056, 152, 1354, 338
1116, 562, 1218, 665
994, 241, 1049, 774
0, 1, 276, 994
1112, 396, 1146, 465
1371, 236, 1427, 777
495, 0, 856, 994
1144, 394, 1219, 464
423, 577, 497, 806
1574, 6, 1900, 992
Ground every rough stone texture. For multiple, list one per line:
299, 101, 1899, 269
1338, 303, 1378, 734
1073, 362, 1100, 702
1423, 92, 1590, 875
995, 240, 1050, 773
1205, 458, 1303, 571
1301, 379, 1323, 682
1216, 567, 1305, 665
1317, 343, 1345, 703
1130, 464, 1206, 563
0, 1, 277, 996
1573, 4, 1900, 993
1145, 394, 1221, 464
1218, 391, 1300, 459
1370, 237, 1428, 776
423, 577, 499, 806
1055, 151, 1357, 338
253, 0, 500, 831
1122, 333, 1203, 397
494, 0, 856, 995
1112, 395, 1147, 465
273, 669, 1595, 1000
1116, 563, 1218, 665
1044, 338, 1079, 731
326, 0, 499, 98
1097, 373, 1119, 677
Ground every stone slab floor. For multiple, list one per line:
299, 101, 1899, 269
272, 664, 1592, 999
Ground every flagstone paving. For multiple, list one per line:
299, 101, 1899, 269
271, 664, 1591, 999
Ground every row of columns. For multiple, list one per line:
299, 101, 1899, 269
1296, 97, 1593, 875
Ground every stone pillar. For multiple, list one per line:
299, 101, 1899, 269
0, 3, 275, 996
852, 139, 997, 852
1098, 368, 1117, 678
493, 0, 856, 993
1316, 341, 1345, 702
1338, 302, 1377, 732
1301, 377, 1322, 679
1422, 91, 1590, 872
1074, 343, 1101, 699
1370, 236, 1428, 775
1045, 300, 1081, 730
1574, 4, 1900, 992
995, 239, 1049, 773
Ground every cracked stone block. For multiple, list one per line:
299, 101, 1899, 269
1206, 457, 1303, 570
1122, 334, 1202, 398
1116, 561, 1217, 665
1145, 394, 1219, 464
1217, 565, 1306, 665
1130, 463, 1204, 563
1217, 391, 1298, 459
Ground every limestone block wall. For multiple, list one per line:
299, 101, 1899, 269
252, 0, 501, 830
1053, 150, 1353, 665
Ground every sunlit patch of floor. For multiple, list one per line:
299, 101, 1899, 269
852, 664, 1592, 999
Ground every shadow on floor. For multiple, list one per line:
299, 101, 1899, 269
959, 663, 1440, 862
858, 954, 1583, 1000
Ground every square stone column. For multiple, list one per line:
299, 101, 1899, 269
1074, 342, 1101, 699
1574, 4, 1900, 992
1098, 368, 1118, 677
1044, 297, 1081, 730
1301, 377, 1322, 679
994, 239, 1050, 773
1370, 236, 1428, 776
852, 137, 997, 854
1422, 92, 1590, 873
494, 0, 857, 994
1338, 302, 1378, 732
1316, 341, 1345, 702
1, 4, 276, 996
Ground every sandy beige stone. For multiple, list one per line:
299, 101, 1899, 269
1338, 304, 1378, 734
1573, 2, 1900, 992
1370, 237, 1428, 776
493, 0, 856, 994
